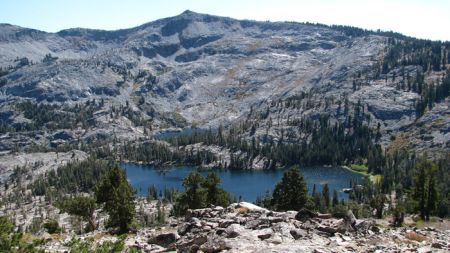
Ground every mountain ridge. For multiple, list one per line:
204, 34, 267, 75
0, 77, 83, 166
1, 10, 439, 41
0, 10, 448, 158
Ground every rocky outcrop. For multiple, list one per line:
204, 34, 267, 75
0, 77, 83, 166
0, 11, 382, 129
0, 10, 447, 155
36, 202, 450, 252
148, 231, 179, 248
125, 202, 449, 252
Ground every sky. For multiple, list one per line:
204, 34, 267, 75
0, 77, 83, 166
1, 0, 449, 41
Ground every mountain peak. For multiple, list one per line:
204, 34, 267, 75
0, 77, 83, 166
181, 9, 196, 15
175, 10, 221, 21
176, 9, 205, 19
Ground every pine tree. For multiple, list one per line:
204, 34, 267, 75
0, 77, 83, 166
271, 166, 308, 211
95, 166, 135, 233
332, 190, 339, 207
156, 201, 165, 224
322, 184, 330, 211
412, 158, 439, 221
202, 171, 230, 207
58, 196, 97, 231
183, 171, 206, 209
173, 171, 231, 215
0, 216, 14, 251
173, 171, 206, 215
147, 184, 158, 201
370, 194, 386, 219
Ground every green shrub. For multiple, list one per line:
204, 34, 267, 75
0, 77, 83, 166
43, 219, 61, 234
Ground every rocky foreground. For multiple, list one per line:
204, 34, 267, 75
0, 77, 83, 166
42, 202, 449, 252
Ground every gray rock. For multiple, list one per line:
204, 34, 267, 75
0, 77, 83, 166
295, 208, 318, 221
0, 10, 446, 160
190, 217, 202, 228
257, 228, 274, 240
290, 229, 308, 239
225, 224, 243, 238
344, 210, 357, 228
316, 219, 353, 235
266, 234, 283, 244
176, 235, 207, 252
245, 219, 262, 229
177, 223, 191, 236
354, 219, 376, 234
218, 219, 235, 228
148, 232, 180, 248
431, 242, 445, 249
24, 201, 450, 253
200, 238, 231, 253
186, 208, 213, 220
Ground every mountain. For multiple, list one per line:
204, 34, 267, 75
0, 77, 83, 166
0, 11, 450, 252
0, 10, 449, 155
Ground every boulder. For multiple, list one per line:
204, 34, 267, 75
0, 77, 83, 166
266, 234, 283, 244
218, 219, 235, 228
200, 238, 231, 253
245, 219, 263, 229
257, 228, 274, 240
290, 229, 308, 239
343, 210, 357, 229
316, 219, 353, 235
317, 224, 339, 235
185, 208, 213, 220
225, 224, 244, 238
190, 217, 203, 228
272, 222, 296, 239
236, 202, 268, 213
177, 223, 191, 236
295, 208, 318, 221
355, 219, 376, 234
176, 235, 207, 252
262, 216, 285, 224
317, 213, 333, 219
431, 242, 445, 249
148, 232, 180, 248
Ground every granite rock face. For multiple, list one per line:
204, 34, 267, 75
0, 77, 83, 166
0, 10, 448, 155
38, 202, 450, 252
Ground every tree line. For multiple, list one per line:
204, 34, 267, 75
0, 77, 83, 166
162, 105, 382, 171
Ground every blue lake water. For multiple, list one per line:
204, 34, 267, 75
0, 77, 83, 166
122, 163, 366, 202
152, 128, 208, 140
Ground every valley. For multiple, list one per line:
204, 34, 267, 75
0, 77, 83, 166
0, 10, 449, 252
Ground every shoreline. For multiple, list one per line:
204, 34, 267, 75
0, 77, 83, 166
341, 165, 382, 183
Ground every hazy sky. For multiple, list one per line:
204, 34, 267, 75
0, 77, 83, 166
1, 0, 449, 41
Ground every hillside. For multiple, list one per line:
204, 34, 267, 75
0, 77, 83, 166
0, 10, 448, 157
0, 11, 449, 253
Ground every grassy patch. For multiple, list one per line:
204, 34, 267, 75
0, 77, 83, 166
350, 164, 368, 173
370, 174, 383, 184
238, 207, 249, 214
415, 219, 425, 227
20, 233, 39, 244
343, 165, 382, 184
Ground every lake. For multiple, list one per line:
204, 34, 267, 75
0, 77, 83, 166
122, 163, 366, 202
152, 127, 209, 140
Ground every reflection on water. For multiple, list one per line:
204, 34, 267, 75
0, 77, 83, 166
122, 163, 365, 202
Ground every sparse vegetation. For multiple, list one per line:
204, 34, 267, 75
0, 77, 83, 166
95, 166, 136, 233
173, 171, 231, 216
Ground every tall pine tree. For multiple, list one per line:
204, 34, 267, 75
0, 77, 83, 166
271, 166, 308, 211
95, 166, 135, 233
412, 158, 438, 221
